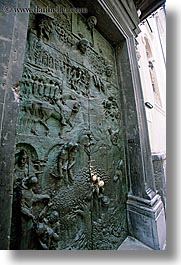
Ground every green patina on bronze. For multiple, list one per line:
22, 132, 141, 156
10, 0, 127, 250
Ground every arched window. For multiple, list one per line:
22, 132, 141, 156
144, 37, 162, 107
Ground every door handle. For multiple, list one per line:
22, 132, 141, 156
89, 160, 104, 194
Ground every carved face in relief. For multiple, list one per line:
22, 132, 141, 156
105, 64, 113, 77
48, 211, 59, 224
72, 101, 80, 113
111, 131, 119, 145
87, 16, 97, 30
17, 150, 28, 169
35, 222, 45, 236
117, 159, 123, 170
29, 176, 38, 185
23, 176, 38, 189
78, 38, 89, 54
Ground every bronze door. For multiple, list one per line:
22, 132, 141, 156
10, 0, 128, 250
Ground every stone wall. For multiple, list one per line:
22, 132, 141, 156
0, 0, 30, 249
152, 153, 166, 209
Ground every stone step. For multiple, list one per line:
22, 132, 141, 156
118, 236, 153, 250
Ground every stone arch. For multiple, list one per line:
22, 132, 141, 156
15, 143, 39, 165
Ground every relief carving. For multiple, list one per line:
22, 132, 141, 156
103, 96, 120, 121
50, 142, 78, 186
87, 49, 106, 75
13, 146, 52, 249
113, 160, 123, 182
93, 74, 105, 93
69, 201, 92, 249
87, 16, 97, 31
26, 33, 62, 71
55, 24, 75, 46
36, 14, 53, 43
89, 160, 126, 249
21, 175, 50, 221
19, 68, 67, 135
108, 127, 119, 146
77, 129, 94, 157
113, 160, 123, 205
35, 210, 60, 250
105, 64, 113, 77
90, 167, 107, 218
92, 206, 127, 250
14, 150, 29, 181
20, 99, 63, 136
67, 65, 90, 95
20, 175, 50, 249
77, 38, 89, 54
12, 0, 127, 250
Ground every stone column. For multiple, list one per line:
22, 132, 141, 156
116, 37, 166, 250
152, 153, 166, 209
0, 0, 30, 249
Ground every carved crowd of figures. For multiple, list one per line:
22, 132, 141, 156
13, 143, 124, 249
12, 1, 126, 250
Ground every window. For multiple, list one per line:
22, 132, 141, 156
145, 37, 162, 107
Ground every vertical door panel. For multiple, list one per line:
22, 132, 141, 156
10, 0, 127, 250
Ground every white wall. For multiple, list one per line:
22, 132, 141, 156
136, 7, 166, 154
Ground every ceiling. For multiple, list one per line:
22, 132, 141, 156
134, 0, 166, 21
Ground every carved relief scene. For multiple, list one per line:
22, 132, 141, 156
10, 0, 128, 250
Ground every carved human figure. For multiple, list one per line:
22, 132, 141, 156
105, 64, 113, 77
42, 51, 49, 67
63, 100, 81, 128
43, 77, 51, 98
14, 150, 29, 184
87, 16, 97, 30
72, 101, 80, 114
21, 86, 65, 135
70, 67, 82, 91
67, 142, 78, 182
55, 144, 68, 181
38, 78, 44, 97
68, 200, 92, 249
54, 95, 67, 126
35, 210, 60, 250
54, 81, 63, 99
48, 56, 54, 69
113, 160, 123, 204
21, 72, 33, 99
49, 79, 55, 98
113, 160, 123, 182
33, 39, 43, 64
32, 75, 40, 97
93, 74, 105, 93
21, 176, 50, 219
55, 142, 78, 185
38, 15, 53, 42
78, 129, 94, 156
108, 127, 119, 146
20, 174, 50, 249
77, 38, 89, 54
21, 72, 28, 97
103, 96, 119, 121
